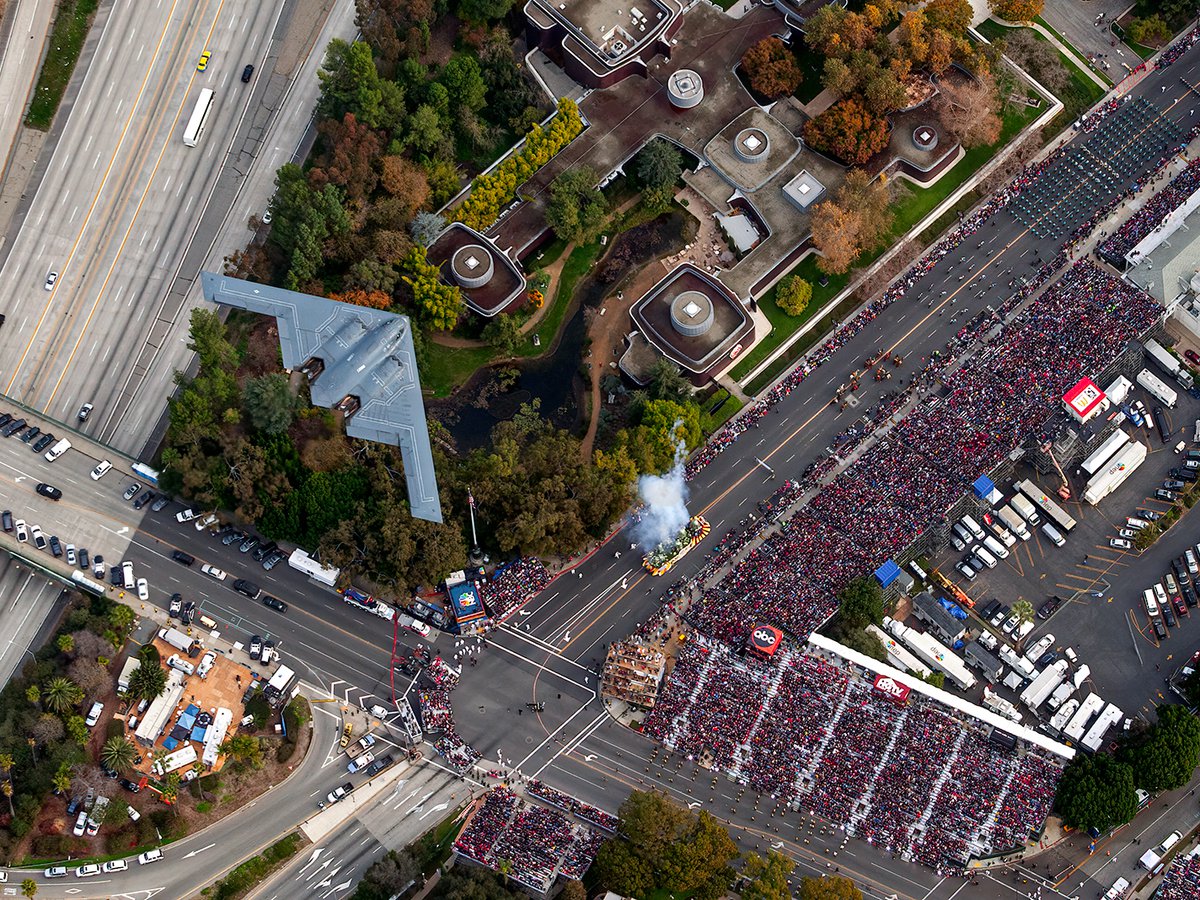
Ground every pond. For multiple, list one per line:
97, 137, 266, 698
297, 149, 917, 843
433, 210, 693, 452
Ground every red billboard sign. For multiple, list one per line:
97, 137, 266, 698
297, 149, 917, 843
873, 674, 910, 704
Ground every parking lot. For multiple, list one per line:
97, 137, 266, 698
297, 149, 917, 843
926, 381, 1200, 736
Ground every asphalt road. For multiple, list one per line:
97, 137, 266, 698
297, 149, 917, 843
0, 13, 1198, 900
0, 0, 356, 457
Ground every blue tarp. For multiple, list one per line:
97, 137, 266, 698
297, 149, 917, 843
184, 704, 200, 716
973, 475, 995, 499
938, 597, 968, 620
177, 712, 196, 730
190, 725, 207, 742
874, 560, 900, 587
162, 736, 179, 751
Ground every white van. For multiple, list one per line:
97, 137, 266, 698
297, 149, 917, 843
908, 560, 928, 582
137, 849, 164, 865
167, 654, 195, 675
122, 560, 135, 590
973, 545, 998, 569
44, 437, 71, 462
982, 535, 1010, 559
1144, 588, 1160, 618
1041, 523, 1066, 547
960, 515, 985, 541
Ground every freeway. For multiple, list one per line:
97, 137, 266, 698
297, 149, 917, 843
0, 0, 356, 457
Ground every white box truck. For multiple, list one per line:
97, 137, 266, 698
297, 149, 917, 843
1137, 368, 1178, 408
997, 505, 1030, 540
1009, 493, 1040, 525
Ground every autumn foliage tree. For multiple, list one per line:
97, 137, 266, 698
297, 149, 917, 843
803, 98, 890, 166
400, 246, 464, 331
810, 170, 894, 275
933, 71, 1002, 149
329, 288, 393, 310
989, 0, 1044, 22
740, 37, 803, 100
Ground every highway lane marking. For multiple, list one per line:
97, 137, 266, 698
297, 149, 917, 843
42, 0, 238, 413
3, 0, 186, 396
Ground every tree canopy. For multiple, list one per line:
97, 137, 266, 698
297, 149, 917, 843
545, 166, 609, 244
742, 851, 794, 900
741, 37, 803, 100
799, 875, 864, 900
776, 276, 813, 317
988, 0, 1044, 22
1119, 704, 1200, 793
803, 98, 890, 166
1054, 753, 1138, 832
836, 577, 885, 630
594, 791, 740, 900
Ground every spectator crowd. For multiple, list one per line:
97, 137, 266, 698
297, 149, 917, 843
419, 687, 481, 772
1098, 157, 1200, 263
526, 779, 620, 832
678, 261, 1160, 649
644, 643, 1062, 872
1156, 848, 1200, 900
453, 787, 602, 891
479, 557, 551, 622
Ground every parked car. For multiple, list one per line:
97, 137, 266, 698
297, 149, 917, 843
169, 594, 183, 617
171, 549, 195, 565
123, 482, 141, 501
263, 551, 285, 570
249, 636, 263, 659
136, 578, 149, 601
19, 425, 39, 444
239, 535, 260, 554
133, 490, 154, 509
201, 564, 227, 581
262, 595, 288, 613
176, 508, 198, 523
1156, 489, 1179, 502
150, 494, 171, 512
1037, 596, 1063, 620
90, 460, 112, 480
1110, 538, 1133, 550
181, 600, 196, 626
1155, 619, 1169, 640
326, 783, 353, 804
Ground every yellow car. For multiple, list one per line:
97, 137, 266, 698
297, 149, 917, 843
197, 50, 211, 71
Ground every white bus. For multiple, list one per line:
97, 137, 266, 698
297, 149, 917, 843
183, 88, 215, 147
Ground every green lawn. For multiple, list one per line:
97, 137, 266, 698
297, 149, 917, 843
976, 19, 1107, 127
421, 241, 603, 397
729, 96, 1039, 385
26, 0, 99, 129
1111, 23, 1157, 60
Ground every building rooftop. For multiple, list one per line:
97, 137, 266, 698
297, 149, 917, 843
782, 169, 825, 209
704, 108, 801, 193
630, 263, 753, 377
428, 223, 527, 318
527, 0, 674, 65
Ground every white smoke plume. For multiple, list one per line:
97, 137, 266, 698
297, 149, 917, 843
634, 425, 691, 549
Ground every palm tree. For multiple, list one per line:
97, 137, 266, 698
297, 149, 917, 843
26, 737, 36, 767
1, 780, 13, 818
51, 764, 71, 797
160, 772, 181, 814
25, 684, 40, 708
56, 634, 74, 654
100, 738, 137, 773
1012, 599, 1036, 645
128, 661, 167, 701
42, 677, 82, 715
20, 877, 36, 898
